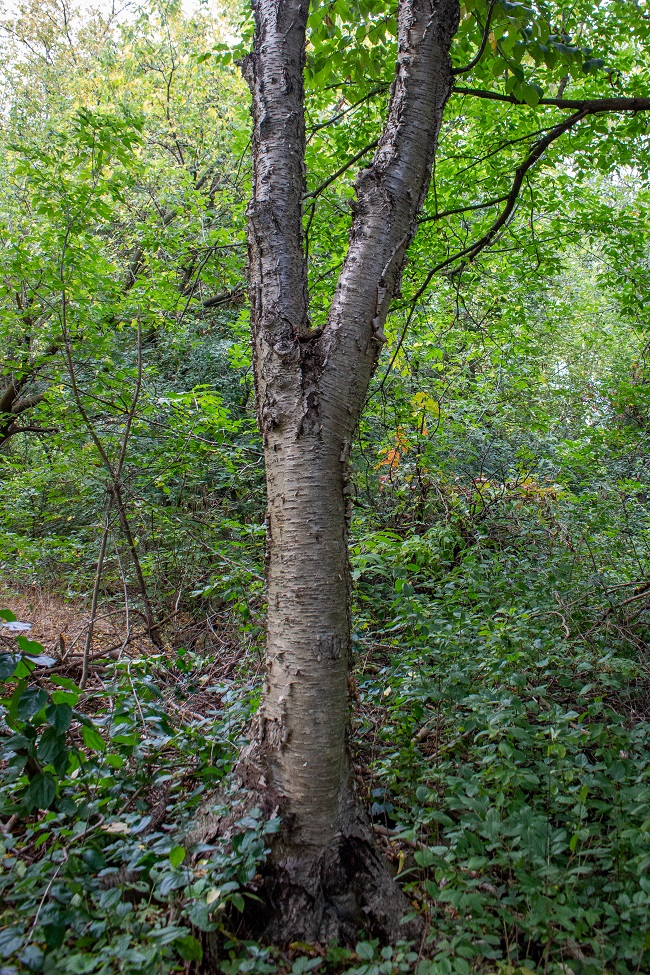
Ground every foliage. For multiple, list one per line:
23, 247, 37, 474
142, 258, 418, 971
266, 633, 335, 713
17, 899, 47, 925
0, 620, 274, 974
2, 0, 650, 972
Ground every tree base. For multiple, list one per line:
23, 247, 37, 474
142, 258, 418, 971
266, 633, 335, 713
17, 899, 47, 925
254, 824, 422, 944
195, 788, 422, 963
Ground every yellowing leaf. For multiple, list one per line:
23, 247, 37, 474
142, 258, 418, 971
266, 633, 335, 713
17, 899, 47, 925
206, 887, 221, 905
102, 821, 130, 834
411, 391, 439, 416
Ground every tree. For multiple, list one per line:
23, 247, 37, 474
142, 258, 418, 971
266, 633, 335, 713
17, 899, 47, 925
236, 0, 650, 944
3, 0, 650, 956
238, 0, 460, 940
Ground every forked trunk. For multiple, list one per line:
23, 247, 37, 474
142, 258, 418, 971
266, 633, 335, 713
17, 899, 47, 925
236, 0, 460, 943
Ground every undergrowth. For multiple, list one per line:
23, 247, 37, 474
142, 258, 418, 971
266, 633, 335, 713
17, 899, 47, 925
351, 496, 650, 975
3, 483, 650, 975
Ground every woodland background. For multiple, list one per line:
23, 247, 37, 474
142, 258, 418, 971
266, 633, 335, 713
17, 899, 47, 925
2, 0, 650, 973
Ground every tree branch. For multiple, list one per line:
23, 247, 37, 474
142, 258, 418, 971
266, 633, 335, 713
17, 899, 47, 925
453, 86, 650, 113
307, 86, 387, 136
419, 193, 508, 224
318, 0, 460, 427
408, 108, 588, 304
304, 140, 379, 200
202, 286, 245, 309
0, 425, 57, 442
11, 392, 45, 414
451, 0, 496, 76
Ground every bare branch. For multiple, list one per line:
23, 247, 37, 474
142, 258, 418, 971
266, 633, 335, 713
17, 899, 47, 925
307, 86, 387, 136
408, 108, 588, 304
419, 193, 508, 224
304, 140, 379, 201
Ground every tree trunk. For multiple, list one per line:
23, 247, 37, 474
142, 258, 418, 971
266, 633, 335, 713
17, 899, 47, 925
237, 0, 460, 943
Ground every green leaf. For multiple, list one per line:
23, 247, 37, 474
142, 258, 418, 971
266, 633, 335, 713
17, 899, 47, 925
230, 892, 245, 912
43, 924, 67, 950
520, 81, 542, 107
81, 726, 105, 752
292, 958, 322, 974
0, 926, 24, 958
414, 848, 437, 867
186, 900, 212, 931
0, 609, 17, 623
169, 845, 186, 868
81, 847, 106, 871
64, 952, 102, 973
0, 652, 18, 681
16, 635, 46, 657
5, 732, 30, 752
17, 686, 48, 720
105, 752, 124, 768
176, 935, 203, 962
355, 942, 375, 961
51, 690, 78, 706
25, 772, 56, 810
46, 702, 73, 733
37, 726, 67, 764
45, 704, 72, 734
50, 676, 79, 691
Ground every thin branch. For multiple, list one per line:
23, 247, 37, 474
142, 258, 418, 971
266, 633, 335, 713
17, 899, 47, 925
453, 87, 650, 113
62, 292, 114, 475
419, 193, 509, 224
446, 122, 559, 179
64, 302, 162, 649
303, 140, 379, 200
369, 303, 417, 401
307, 86, 387, 136
311, 259, 344, 285
451, 0, 496, 76
597, 579, 650, 622
114, 314, 143, 482
407, 108, 588, 305
304, 139, 379, 263
80, 505, 112, 691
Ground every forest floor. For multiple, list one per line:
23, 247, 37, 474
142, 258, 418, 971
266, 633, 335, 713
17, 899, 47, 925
0, 582, 261, 693
4, 573, 650, 974
0, 585, 143, 667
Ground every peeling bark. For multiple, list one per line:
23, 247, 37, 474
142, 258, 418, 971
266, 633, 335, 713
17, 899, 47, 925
237, 0, 460, 943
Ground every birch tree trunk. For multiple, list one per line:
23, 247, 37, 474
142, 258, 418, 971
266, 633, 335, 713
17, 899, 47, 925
239, 0, 460, 942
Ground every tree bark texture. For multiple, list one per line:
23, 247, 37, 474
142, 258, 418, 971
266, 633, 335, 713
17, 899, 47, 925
239, 0, 460, 942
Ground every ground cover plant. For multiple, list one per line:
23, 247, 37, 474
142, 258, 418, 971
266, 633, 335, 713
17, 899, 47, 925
3, 0, 650, 971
